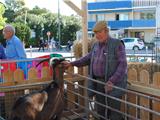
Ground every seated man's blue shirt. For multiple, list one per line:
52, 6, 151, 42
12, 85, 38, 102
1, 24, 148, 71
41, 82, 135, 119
6, 35, 26, 59
0, 44, 6, 59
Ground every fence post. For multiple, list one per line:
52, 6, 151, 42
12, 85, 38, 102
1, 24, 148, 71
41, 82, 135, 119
66, 66, 76, 109
127, 68, 138, 119
30, 45, 32, 57
152, 72, 160, 120
54, 64, 64, 87
139, 70, 150, 120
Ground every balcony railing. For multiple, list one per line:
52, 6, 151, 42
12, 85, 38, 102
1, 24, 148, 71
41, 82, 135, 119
88, 19, 156, 30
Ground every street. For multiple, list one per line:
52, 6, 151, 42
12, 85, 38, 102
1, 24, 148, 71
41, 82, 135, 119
25, 47, 155, 58
25, 47, 73, 58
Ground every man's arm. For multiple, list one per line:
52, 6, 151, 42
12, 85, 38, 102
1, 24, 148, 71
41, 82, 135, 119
71, 51, 92, 67
62, 51, 92, 69
15, 39, 27, 59
0, 45, 6, 59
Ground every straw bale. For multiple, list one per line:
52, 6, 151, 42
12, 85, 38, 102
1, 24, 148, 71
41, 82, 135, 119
73, 38, 96, 58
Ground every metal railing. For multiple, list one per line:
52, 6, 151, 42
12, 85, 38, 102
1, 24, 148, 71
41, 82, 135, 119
63, 70, 160, 120
0, 57, 160, 119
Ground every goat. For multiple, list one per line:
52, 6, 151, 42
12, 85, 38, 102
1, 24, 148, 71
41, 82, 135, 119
8, 91, 48, 120
8, 58, 65, 120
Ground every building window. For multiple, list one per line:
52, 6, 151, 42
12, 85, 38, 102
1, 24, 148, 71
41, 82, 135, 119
116, 13, 129, 20
88, 14, 96, 21
116, 14, 119, 20
97, 14, 105, 21
120, 13, 129, 20
140, 11, 155, 19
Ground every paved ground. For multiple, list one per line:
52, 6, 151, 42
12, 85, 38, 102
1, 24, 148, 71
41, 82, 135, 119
25, 47, 155, 58
25, 47, 157, 63
25, 47, 73, 58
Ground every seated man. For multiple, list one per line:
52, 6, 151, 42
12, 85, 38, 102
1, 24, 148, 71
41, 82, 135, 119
3, 24, 26, 59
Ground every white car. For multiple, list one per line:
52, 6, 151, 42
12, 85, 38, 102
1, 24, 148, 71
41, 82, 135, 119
121, 38, 145, 50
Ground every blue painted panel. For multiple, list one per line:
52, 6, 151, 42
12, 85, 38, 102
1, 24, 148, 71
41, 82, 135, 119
17, 58, 33, 79
132, 20, 156, 27
88, 20, 155, 30
88, 1, 132, 10
108, 20, 132, 29
88, 20, 132, 30
88, 21, 96, 30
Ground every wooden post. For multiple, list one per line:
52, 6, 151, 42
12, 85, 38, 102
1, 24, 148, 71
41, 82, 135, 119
64, 0, 88, 114
66, 66, 75, 109
41, 66, 51, 81
127, 93, 137, 119
63, 0, 83, 16
14, 69, 25, 84
152, 72, 160, 120
67, 82, 75, 109
127, 68, 138, 119
128, 68, 138, 83
81, 0, 88, 57
81, 0, 89, 115
63, 0, 88, 74
28, 67, 38, 82
139, 70, 150, 120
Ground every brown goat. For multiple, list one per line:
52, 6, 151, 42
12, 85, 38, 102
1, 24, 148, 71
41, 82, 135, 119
9, 91, 48, 120
8, 58, 65, 120
8, 81, 64, 120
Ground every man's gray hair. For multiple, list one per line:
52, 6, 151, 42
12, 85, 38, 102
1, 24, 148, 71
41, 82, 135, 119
5, 24, 15, 35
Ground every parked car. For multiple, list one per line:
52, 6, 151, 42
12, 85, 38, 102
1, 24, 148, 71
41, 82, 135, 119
121, 37, 145, 50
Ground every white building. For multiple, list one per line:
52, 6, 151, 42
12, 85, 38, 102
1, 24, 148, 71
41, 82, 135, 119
88, 0, 160, 42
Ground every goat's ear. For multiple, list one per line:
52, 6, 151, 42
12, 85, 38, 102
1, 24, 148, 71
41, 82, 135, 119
36, 92, 48, 104
42, 91, 48, 102
31, 92, 48, 112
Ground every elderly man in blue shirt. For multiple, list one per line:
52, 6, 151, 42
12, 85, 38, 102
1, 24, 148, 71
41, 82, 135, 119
3, 25, 26, 59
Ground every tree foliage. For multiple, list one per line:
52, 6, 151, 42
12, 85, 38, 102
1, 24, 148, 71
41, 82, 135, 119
12, 22, 31, 45
0, 2, 6, 30
15, 13, 46, 39
42, 13, 57, 39
61, 15, 81, 44
0, 2, 6, 46
28, 6, 49, 15
4, 0, 26, 23
4, 0, 81, 46
5, 0, 25, 12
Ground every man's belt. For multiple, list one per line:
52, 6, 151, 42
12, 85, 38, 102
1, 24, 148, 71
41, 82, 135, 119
93, 75, 105, 79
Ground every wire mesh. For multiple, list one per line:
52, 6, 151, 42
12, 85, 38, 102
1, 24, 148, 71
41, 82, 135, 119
0, 57, 160, 120
0, 82, 49, 119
